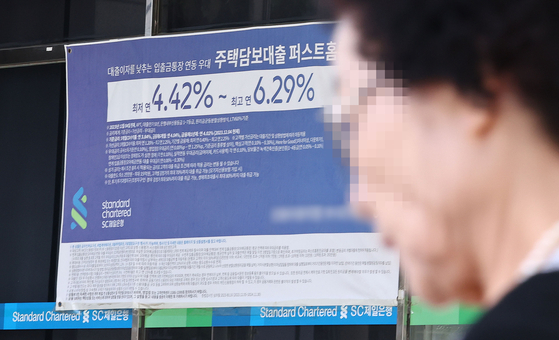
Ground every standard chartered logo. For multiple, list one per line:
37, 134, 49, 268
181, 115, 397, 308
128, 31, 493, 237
340, 305, 348, 319
71, 187, 88, 230
102, 198, 131, 229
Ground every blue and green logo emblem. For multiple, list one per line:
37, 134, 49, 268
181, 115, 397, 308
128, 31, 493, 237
71, 187, 87, 230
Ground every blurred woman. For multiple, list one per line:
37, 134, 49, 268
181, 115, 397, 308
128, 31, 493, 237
333, 0, 559, 338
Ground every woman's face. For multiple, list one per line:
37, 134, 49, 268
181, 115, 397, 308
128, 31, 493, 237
334, 18, 497, 304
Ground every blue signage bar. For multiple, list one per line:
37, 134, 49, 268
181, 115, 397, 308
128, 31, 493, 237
210, 305, 397, 327
1, 303, 132, 330
1, 303, 396, 330
249, 305, 396, 326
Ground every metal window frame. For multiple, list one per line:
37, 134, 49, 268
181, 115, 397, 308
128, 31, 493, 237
0, 44, 66, 69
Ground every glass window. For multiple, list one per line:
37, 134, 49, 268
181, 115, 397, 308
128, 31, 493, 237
67, 0, 145, 41
0, 0, 145, 48
0, 330, 49, 340
0, 64, 65, 303
145, 326, 396, 340
52, 329, 132, 340
159, 0, 331, 33
159, 0, 253, 33
147, 327, 212, 340
410, 325, 471, 340
0, 0, 66, 48
268, 0, 321, 22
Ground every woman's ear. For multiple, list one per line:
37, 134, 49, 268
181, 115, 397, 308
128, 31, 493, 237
473, 75, 508, 137
411, 83, 497, 140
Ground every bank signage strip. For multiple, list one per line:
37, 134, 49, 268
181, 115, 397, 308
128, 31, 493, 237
1, 303, 132, 330
0, 303, 396, 330
245, 305, 396, 326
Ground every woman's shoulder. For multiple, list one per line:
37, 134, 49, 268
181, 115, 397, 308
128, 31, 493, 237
464, 271, 559, 340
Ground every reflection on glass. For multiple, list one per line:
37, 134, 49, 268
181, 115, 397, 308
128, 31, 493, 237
410, 325, 470, 340
0, 0, 145, 48
159, 0, 330, 33
160, 0, 252, 33
145, 325, 396, 340
0, 0, 65, 48
68, 0, 145, 41
269, 0, 319, 22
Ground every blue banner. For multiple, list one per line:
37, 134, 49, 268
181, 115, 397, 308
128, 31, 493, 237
59, 22, 399, 311
62, 22, 371, 244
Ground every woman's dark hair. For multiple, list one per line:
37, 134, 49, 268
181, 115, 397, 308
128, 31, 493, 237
336, 0, 559, 145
